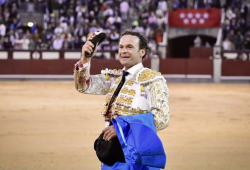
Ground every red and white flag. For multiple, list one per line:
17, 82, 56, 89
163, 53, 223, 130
169, 9, 221, 28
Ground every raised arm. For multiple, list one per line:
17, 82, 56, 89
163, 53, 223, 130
74, 61, 111, 95
74, 34, 111, 95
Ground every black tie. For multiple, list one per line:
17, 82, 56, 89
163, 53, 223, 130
105, 70, 129, 117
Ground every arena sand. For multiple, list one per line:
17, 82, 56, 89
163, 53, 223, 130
0, 81, 250, 170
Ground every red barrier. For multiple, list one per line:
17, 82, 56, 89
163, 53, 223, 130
189, 47, 213, 59
159, 59, 187, 74
187, 59, 213, 75
159, 59, 213, 75
1, 58, 249, 76
0, 59, 151, 75
222, 60, 250, 76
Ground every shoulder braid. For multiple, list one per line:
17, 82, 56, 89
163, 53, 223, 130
101, 68, 122, 81
135, 68, 165, 84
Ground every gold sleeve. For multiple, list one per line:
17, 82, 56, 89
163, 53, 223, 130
148, 78, 170, 131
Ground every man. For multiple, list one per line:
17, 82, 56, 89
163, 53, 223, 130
74, 29, 170, 168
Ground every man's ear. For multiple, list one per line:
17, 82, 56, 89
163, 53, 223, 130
140, 49, 145, 58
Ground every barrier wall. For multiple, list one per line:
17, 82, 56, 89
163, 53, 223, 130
189, 47, 213, 59
159, 59, 213, 75
0, 50, 250, 77
222, 60, 250, 76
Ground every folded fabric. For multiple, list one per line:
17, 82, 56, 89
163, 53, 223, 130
109, 113, 166, 169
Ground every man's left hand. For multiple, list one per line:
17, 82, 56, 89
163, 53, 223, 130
102, 125, 117, 141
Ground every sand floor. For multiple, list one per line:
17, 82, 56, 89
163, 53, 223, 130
0, 81, 250, 170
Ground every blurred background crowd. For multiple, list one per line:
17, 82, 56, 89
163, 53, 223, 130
0, 0, 249, 53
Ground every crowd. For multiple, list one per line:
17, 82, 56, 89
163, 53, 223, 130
1, 0, 248, 53
170, 0, 221, 10
222, 0, 250, 51
0, 0, 168, 58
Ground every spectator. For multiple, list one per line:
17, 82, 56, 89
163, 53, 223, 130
226, 7, 236, 20
3, 36, 12, 49
157, 14, 166, 30
74, 23, 83, 38
120, 0, 129, 22
33, 30, 40, 49
240, 2, 248, 21
222, 38, 233, 51
231, 0, 242, 10
40, 30, 47, 49
179, 0, 187, 8
227, 30, 236, 49
13, 36, 22, 49
109, 29, 119, 51
20, 35, 30, 50
244, 37, 250, 50
31, 22, 38, 35
0, 36, 4, 49
222, 19, 231, 39
72, 36, 82, 50
113, 12, 122, 32
205, 41, 211, 48
103, 5, 114, 19
28, 38, 35, 50
158, 0, 168, 13
194, 0, 205, 9
194, 36, 202, 47
235, 31, 243, 50
9, 18, 21, 30
155, 26, 164, 43
62, 36, 73, 50
25, 30, 32, 40
173, 0, 180, 11
53, 35, 63, 50
239, 18, 246, 34
204, 0, 213, 8
54, 23, 63, 36
3, 8, 10, 22
148, 12, 158, 29
0, 20, 6, 37
8, 30, 16, 45
211, 0, 221, 8
149, 39, 157, 57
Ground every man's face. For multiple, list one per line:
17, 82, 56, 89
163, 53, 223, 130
118, 35, 144, 70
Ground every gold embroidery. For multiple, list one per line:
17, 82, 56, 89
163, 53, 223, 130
120, 88, 136, 96
105, 73, 110, 81
125, 98, 132, 105
141, 84, 145, 93
102, 105, 108, 113
125, 79, 134, 86
105, 96, 111, 103
115, 76, 122, 84
138, 69, 161, 82
128, 89, 136, 96
108, 87, 116, 94
121, 87, 129, 94
115, 106, 148, 116
117, 96, 125, 103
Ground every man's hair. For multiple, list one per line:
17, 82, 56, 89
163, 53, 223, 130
120, 29, 149, 59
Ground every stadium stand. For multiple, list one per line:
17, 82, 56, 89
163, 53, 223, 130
0, 0, 167, 59
0, 0, 250, 82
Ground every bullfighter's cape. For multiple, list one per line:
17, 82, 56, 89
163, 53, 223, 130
102, 113, 166, 170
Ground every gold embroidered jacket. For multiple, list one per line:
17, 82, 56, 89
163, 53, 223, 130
74, 62, 170, 131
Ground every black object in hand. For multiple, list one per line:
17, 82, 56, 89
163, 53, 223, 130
94, 133, 125, 166
85, 31, 106, 58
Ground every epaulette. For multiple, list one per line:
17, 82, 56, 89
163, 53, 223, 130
135, 68, 164, 84
101, 68, 122, 81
